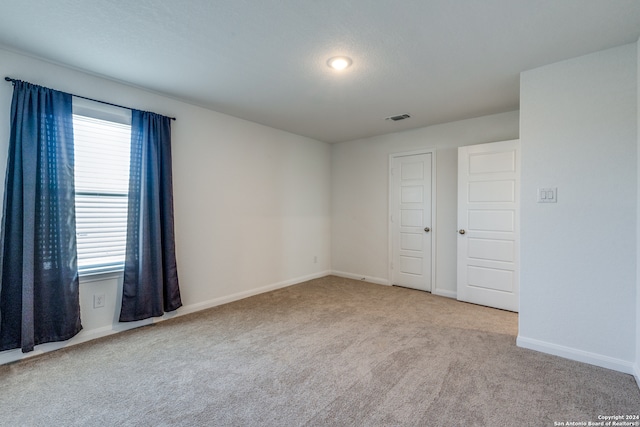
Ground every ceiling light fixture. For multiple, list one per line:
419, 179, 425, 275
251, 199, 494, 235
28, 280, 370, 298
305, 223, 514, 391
327, 56, 353, 70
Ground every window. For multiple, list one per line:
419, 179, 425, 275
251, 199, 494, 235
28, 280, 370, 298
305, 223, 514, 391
72, 101, 131, 276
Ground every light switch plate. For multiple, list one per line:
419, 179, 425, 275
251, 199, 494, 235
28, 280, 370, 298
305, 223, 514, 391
537, 187, 557, 203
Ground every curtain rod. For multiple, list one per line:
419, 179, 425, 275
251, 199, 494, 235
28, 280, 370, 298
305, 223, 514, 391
4, 77, 176, 121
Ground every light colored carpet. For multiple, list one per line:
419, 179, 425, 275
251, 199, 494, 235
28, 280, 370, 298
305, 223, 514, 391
1, 275, 638, 426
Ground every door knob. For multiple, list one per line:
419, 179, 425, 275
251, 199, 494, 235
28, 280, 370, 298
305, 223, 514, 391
424, 227, 430, 232
458, 229, 466, 235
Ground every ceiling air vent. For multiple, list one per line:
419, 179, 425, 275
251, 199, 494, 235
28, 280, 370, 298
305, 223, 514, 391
385, 113, 411, 122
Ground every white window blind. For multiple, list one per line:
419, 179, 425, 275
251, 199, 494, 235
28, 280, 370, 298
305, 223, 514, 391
73, 114, 131, 275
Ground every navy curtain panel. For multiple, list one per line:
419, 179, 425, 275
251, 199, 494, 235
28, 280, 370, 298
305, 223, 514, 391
120, 110, 181, 322
0, 81, 81, 353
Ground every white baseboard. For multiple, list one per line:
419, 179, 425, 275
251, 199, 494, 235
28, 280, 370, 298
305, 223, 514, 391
0, 322, 148, 366
517, 335, 636, 375
432, 288, 457, 299
0, 270, 332, 366
633, 363, 640, 390
330, 271, 456, 298
330, 270, 389, 286
177, 270, 332, 316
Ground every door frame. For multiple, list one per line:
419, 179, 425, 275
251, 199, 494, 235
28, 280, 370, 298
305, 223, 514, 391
388, 149, 437, 291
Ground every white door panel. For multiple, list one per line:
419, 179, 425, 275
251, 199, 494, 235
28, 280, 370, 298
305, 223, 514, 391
467, 238, 515, 262
466, 266, 514, 292
468, 180, 515, 202
457, 140, 520, 312
390, 151, 435, 292
468, 211, 515, 232
468, 150, 516, 174
401, 209, 424, 227
401, 232, 423, 251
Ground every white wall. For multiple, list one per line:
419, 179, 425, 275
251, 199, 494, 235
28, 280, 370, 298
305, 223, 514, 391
519, 43, 638, 373
0, 47, 332, 363
331, 111, 519, 296
636, 38, 640, 385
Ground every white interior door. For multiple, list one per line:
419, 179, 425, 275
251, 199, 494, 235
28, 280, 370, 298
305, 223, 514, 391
390, 151, 434, 292
457, 140, 520, 312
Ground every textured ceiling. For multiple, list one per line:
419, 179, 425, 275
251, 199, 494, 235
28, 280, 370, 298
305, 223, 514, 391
1, 0, 640, 143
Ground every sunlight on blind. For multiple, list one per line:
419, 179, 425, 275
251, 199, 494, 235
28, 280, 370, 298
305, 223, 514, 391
73, 115, 131, 275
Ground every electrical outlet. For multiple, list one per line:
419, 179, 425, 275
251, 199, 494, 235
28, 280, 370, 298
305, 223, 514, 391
313, 256, 318, 264
93, 293, 105, 308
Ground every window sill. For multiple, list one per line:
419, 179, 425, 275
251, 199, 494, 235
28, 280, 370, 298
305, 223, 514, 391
79, 270, 123, 284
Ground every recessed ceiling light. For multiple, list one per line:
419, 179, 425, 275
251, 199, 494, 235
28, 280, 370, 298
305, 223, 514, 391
327, 56, 353, 70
